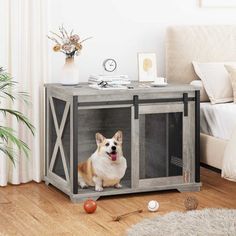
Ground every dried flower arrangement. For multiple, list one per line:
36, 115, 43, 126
47, 25, 91, 58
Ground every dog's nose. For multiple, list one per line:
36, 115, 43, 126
111, 146, 116, 151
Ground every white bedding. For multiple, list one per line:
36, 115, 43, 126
222, 127, 236, 182
200, 102, 236, 140
200, 102, 236, 181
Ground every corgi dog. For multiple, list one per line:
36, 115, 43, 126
78, 131, 127, 192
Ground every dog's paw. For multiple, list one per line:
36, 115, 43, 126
95, 186, 104, 192
80, 183, 88, 189
114, 183, 122, 188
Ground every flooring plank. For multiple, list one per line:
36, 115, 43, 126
0, 167, 236, 236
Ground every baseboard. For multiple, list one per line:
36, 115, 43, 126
200, 162, 221, 174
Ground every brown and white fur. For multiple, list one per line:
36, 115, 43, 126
78, 131, 127, 192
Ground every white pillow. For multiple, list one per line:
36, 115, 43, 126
224, 65, 236, 103
190, 80, 209, 102
192, 62, 234, 104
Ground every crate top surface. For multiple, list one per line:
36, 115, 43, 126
45, 82, 199, 97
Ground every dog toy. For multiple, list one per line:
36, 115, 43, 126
148, 200, 159, 212
83, 199, 97, 214
184, 196, 198, 210
112, 209, 143, 221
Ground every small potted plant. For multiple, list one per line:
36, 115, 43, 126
47, 25, 91, 85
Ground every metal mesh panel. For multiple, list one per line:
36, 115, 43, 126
139, 112, 183, 179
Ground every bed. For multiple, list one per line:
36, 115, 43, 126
165, 25, 236, 180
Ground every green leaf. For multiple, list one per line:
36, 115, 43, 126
0, 126, 30, 158
0, 109, 35, 135
0, 144, 16, 164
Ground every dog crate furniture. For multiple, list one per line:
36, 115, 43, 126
44, 83, 201, 202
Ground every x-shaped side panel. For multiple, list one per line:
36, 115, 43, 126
49, 97, 70, 183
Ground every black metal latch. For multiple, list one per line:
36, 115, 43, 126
133, 95, 139, 119
183, 93, 188, 117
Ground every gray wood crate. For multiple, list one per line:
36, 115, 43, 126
44, 82, 201, 203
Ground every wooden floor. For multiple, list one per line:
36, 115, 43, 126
0, 167, 236, 236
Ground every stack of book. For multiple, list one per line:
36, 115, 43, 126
88, 74, 131, 90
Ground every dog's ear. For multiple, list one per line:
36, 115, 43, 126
113, 130, 123, 143
95, 133, 105, 145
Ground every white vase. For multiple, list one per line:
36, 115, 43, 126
61, 57, 79, 85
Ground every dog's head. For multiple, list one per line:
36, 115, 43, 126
95, 131, 123, 161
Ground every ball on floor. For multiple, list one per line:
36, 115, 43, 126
184, 196, 198, 210
84, 199, 97, 214
148, 200, 159, 212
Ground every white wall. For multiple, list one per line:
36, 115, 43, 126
48, 0, 236, 82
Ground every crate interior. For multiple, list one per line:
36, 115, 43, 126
77, 107, 131, 192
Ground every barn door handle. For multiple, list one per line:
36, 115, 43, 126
133, 95, 139, 119
183, 93, 188, 117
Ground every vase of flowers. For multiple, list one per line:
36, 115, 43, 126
48, 25, 91, 85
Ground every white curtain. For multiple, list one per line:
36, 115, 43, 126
0, 0, 49, 186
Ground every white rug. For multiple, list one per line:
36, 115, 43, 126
127, 208, 236, 236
